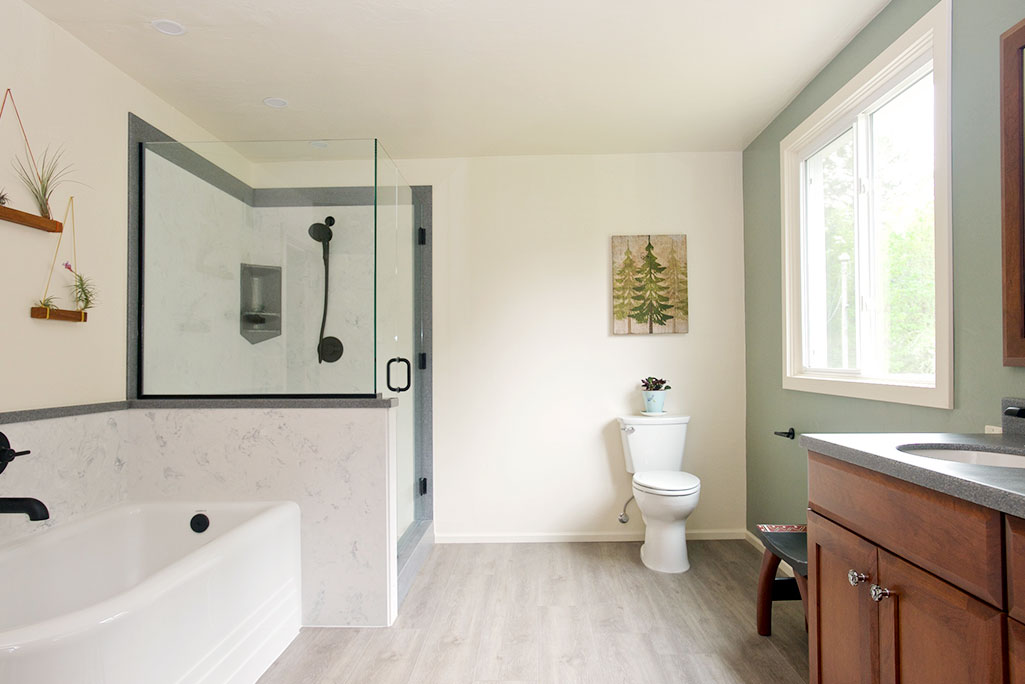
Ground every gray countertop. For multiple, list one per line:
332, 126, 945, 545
799, 432, 1025, 519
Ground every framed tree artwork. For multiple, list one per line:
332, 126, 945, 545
611, 234, 688, 335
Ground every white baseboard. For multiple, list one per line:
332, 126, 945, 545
745, 530, 795, 578
434, 528, 749, 544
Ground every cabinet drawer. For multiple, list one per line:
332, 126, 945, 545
808, 452, 1004, 608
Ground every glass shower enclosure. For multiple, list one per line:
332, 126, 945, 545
138, 137, 422, 543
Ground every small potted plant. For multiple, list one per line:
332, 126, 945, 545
641, 376, 671, 414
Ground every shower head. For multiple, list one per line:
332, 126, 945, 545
308, 216, 336, 243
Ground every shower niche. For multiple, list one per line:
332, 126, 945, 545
240, 263, 282, 344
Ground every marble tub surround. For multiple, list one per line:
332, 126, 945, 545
0, 406, 398, 627
800, 432, 1025, 518
0, 412, 129, 541
127, 408, 395, 626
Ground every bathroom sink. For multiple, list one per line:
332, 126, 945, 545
899, 447, 1025, 469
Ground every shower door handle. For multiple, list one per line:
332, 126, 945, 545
387, 357, 412, 393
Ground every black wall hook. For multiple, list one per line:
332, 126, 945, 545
773, 427, 796, 440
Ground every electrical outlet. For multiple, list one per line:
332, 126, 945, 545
985, 425, 1003, 434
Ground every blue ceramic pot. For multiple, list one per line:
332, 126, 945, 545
642, 390, 666, 413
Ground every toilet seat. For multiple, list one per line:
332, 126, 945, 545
633, 470, 700, 496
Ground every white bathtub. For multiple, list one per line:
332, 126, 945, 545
0, 501, 301, 684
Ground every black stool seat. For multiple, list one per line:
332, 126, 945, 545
754, 524, 808, 636
755, 525, 808, 577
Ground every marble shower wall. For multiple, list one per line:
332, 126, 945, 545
0, 407, 395, 626
142, 150, 376, 395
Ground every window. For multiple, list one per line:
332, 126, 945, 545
781, 1, 951, 408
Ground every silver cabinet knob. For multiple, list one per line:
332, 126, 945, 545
848, 570, 869, 586
869, 584, 892, 602
622, 426, 635, 433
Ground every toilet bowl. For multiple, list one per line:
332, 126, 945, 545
632, 470, 701, 573
617, 415, 700, 574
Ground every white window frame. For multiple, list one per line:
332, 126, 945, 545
780, 0, 952, 409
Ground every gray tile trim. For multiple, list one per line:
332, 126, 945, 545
252, 187, 375, 207
0, 401, 129, 426
0, 396, 397, 426
143, 139, 254, 205
130, 397, 396, 410
396, 520, 434, 607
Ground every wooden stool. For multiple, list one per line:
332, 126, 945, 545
755, 524, 809, 636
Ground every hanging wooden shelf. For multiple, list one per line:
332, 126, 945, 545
0, 205, 63, 233
30, 306, 87, 322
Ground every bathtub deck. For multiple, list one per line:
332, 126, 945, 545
257, 540, 808, 684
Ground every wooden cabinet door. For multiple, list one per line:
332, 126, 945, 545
1011, 617, 1025, 684
876, 550, 1004, 684
809, 511, 879, 684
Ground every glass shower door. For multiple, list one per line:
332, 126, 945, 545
375, 141, 417, 542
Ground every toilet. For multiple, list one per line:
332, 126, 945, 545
618, 414, 700, 573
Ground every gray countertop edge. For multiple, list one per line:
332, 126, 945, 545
800, 432, 1025, 520
0, 396, 397, 425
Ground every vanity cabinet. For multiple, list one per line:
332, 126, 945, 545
808, 452, 1007, 684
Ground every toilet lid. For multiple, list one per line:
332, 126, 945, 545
633, 470, 700, 494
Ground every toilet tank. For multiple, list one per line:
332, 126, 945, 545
617, 415, 690, 473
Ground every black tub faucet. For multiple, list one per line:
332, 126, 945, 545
0, 498, 49, 520
0, 432, 49, 520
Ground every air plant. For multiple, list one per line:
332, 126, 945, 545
35, 295, 59, 309
641, 377, 671, 391
12, 146, 73, 219
0, 187, 8, 206
64, 261, 97, 310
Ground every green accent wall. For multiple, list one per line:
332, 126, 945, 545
743, 0, 1025, 530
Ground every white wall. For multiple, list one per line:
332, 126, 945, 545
399, 153, 748, 541
0, 0, 221, 412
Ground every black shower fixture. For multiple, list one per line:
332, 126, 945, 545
310, 216, 344, 364
308, 220, 333, 244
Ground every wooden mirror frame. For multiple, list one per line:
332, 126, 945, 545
1003, 17, 1025, 365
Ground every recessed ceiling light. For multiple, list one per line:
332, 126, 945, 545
151, 19, 186, 36
309, 141, 328, 149
263, 97, 289, 109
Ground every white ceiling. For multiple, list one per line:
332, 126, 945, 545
25, 0, 890, 158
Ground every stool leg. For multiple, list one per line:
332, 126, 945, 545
756, 549, 782, 636
795, 573, 809, 632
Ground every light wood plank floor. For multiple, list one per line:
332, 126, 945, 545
258, 541, 808, 684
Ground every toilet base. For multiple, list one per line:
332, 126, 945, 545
639, 522, 691, 574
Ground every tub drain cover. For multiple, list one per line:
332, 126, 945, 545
190, 513, 210, 533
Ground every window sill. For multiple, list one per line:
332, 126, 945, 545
782, 373, 952, 409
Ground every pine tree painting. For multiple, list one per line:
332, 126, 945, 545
663, 240, 689, 333
612, 247, 639, 333
611, 234, 688, 335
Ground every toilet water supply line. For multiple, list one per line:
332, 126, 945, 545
618, 496, 634, 524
